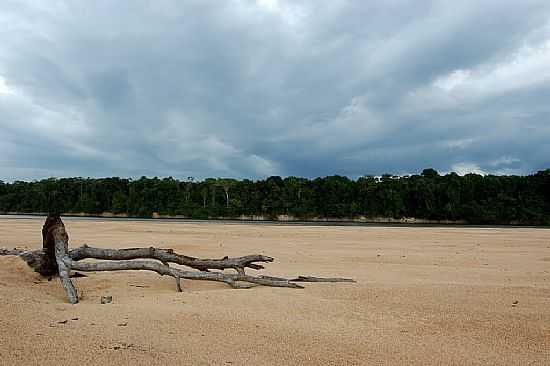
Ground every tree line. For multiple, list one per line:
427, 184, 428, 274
0, 168, 549, 225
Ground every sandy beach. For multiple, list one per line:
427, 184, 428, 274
1, 217, 549, 365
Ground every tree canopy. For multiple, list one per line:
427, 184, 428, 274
1, 170, 549, 225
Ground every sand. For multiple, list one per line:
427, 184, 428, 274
0, 218, 549, 365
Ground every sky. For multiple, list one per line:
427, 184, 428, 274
1, 0, 550, 181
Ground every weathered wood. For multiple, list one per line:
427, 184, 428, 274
289, 276, 356, 283
67, 259, 304, 290
53, 226, 78, 304
69, 245, 271, 274
36, 215, 80, 303
175, 276, 183, 292
11, 249, 44, 271
1, 216, 356, 304
0, 248, 26, 256
37, 215, 63, 276
261, 275, 355, 283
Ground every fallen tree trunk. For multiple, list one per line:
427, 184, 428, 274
1, 215, 355, 304
68, 245, 273, 274
69, 259, 303, 289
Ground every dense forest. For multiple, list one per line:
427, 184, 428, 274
1, 169, 549, 225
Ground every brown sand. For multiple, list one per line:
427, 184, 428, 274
1, 218, 549, 365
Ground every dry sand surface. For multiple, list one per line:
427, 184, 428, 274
1, 217, 549, 365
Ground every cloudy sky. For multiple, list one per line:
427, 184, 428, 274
1, 0, 549, 181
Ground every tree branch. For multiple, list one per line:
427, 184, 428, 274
66, 258, 304, 290
55, 237, 78, 304
290, 276, 356, 283
69, 245, 273, 274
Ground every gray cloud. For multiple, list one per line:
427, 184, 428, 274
1, 0, 549, 181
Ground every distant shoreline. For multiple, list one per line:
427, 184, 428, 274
1, 213, 548, 229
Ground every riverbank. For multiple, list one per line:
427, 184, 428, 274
5, 211, 547, 227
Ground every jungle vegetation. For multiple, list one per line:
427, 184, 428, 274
1, 168, 549, 225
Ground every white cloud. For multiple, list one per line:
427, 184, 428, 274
419, 39, 550, 106
433, 69, 472, 92
245, 154, 280, 177
438, 138, 477, 149
256, 0, 280, 13
451, 162, 487, 176
489, 156, 520, 167
0, 76, 14, 95
254, 0, 307, 26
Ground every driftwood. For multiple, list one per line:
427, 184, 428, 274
290, 276, 356, 282
68, 245, 274, 274
1, 215, 355, 304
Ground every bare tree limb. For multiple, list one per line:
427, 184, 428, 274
55, 236, 78, 304
69, 245, 273, 274
66, 259, 304, 290
0, 248, 27, 256
175, 276, 183, 292
289, 276, 356, 283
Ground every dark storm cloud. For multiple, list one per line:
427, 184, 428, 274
1, 0, 549, 181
